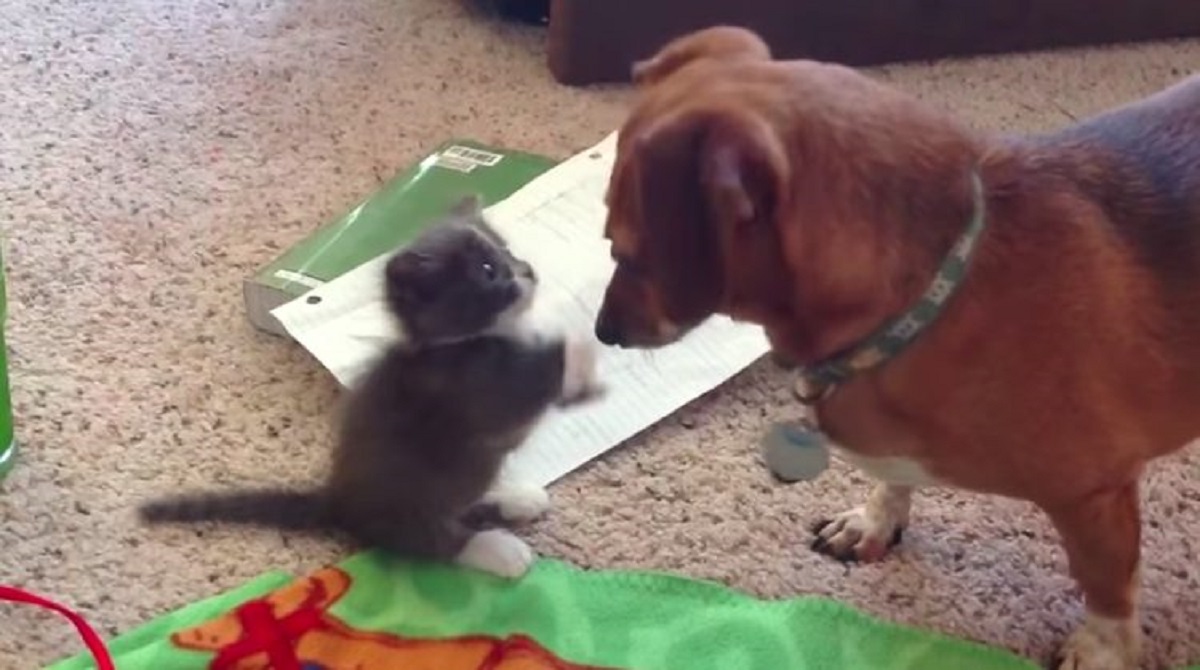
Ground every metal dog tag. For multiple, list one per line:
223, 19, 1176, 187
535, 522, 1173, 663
761, 420, 831, 483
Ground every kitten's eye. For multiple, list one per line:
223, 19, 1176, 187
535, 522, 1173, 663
481, 262, 497, 279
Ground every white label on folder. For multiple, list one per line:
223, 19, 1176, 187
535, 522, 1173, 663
433, 155, 477, 173
443, 145, 504, 167
274, 269, 325, 289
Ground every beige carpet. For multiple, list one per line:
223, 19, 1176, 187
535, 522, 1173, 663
1, 1, 1199, 668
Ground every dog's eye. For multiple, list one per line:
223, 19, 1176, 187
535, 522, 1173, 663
481, 262, 497, 279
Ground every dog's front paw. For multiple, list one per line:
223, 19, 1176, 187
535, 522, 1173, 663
455, 529, 536, 579
810, 506, 905, 563
1053, 614, 1140, 670
558, 333, 604, 405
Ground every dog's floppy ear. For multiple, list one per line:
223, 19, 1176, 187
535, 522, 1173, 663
698, 111, 790, 231
632, 26, 772, 86
626, 105, 788, 322
626, 109, 724, 323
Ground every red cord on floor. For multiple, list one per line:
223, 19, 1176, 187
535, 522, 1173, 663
0, 585, 116, 670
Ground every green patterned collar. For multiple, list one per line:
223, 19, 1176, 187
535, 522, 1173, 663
796, 172, 987, 404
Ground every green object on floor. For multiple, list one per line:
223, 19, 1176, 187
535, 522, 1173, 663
49, 551, 1049, 670
0, 244, 14, 484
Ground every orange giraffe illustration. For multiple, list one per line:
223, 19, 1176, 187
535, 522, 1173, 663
171, 567, 619, 670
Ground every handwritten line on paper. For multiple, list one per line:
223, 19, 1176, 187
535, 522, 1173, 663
272, 132, 771, 488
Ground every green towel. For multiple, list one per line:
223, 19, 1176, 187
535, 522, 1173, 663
49, 550, 1051, 670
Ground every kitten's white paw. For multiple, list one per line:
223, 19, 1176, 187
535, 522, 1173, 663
482, 482, 551, 523
455, 529, 536, 579
560, 333, 602, 403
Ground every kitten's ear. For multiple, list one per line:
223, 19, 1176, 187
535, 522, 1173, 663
471, 217, 510, 249
385, 253, 436, 305
449, 193, 484, 217
452, 194, 510, 249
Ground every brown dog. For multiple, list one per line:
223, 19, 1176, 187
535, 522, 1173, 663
593, 26, 1200, 670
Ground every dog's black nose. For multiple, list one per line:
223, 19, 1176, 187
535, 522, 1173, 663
594, 318, 621, 346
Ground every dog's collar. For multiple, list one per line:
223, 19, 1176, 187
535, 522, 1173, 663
795, 172, 987, 404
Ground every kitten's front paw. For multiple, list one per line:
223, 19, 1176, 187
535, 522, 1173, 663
559, 334, 604, 405
455, 529, 536, 579
481, 482, 551, 524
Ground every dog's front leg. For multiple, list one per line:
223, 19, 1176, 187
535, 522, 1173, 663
1045, 483, 1142, 670
810, 482, 913, 562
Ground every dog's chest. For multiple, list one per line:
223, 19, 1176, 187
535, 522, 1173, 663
806, 380, 945, 486
827, 444, 941, 486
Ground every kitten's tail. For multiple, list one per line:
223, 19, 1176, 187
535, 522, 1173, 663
137, 489, 331, 531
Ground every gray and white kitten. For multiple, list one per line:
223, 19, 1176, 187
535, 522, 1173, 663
138, 195, 601, 578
